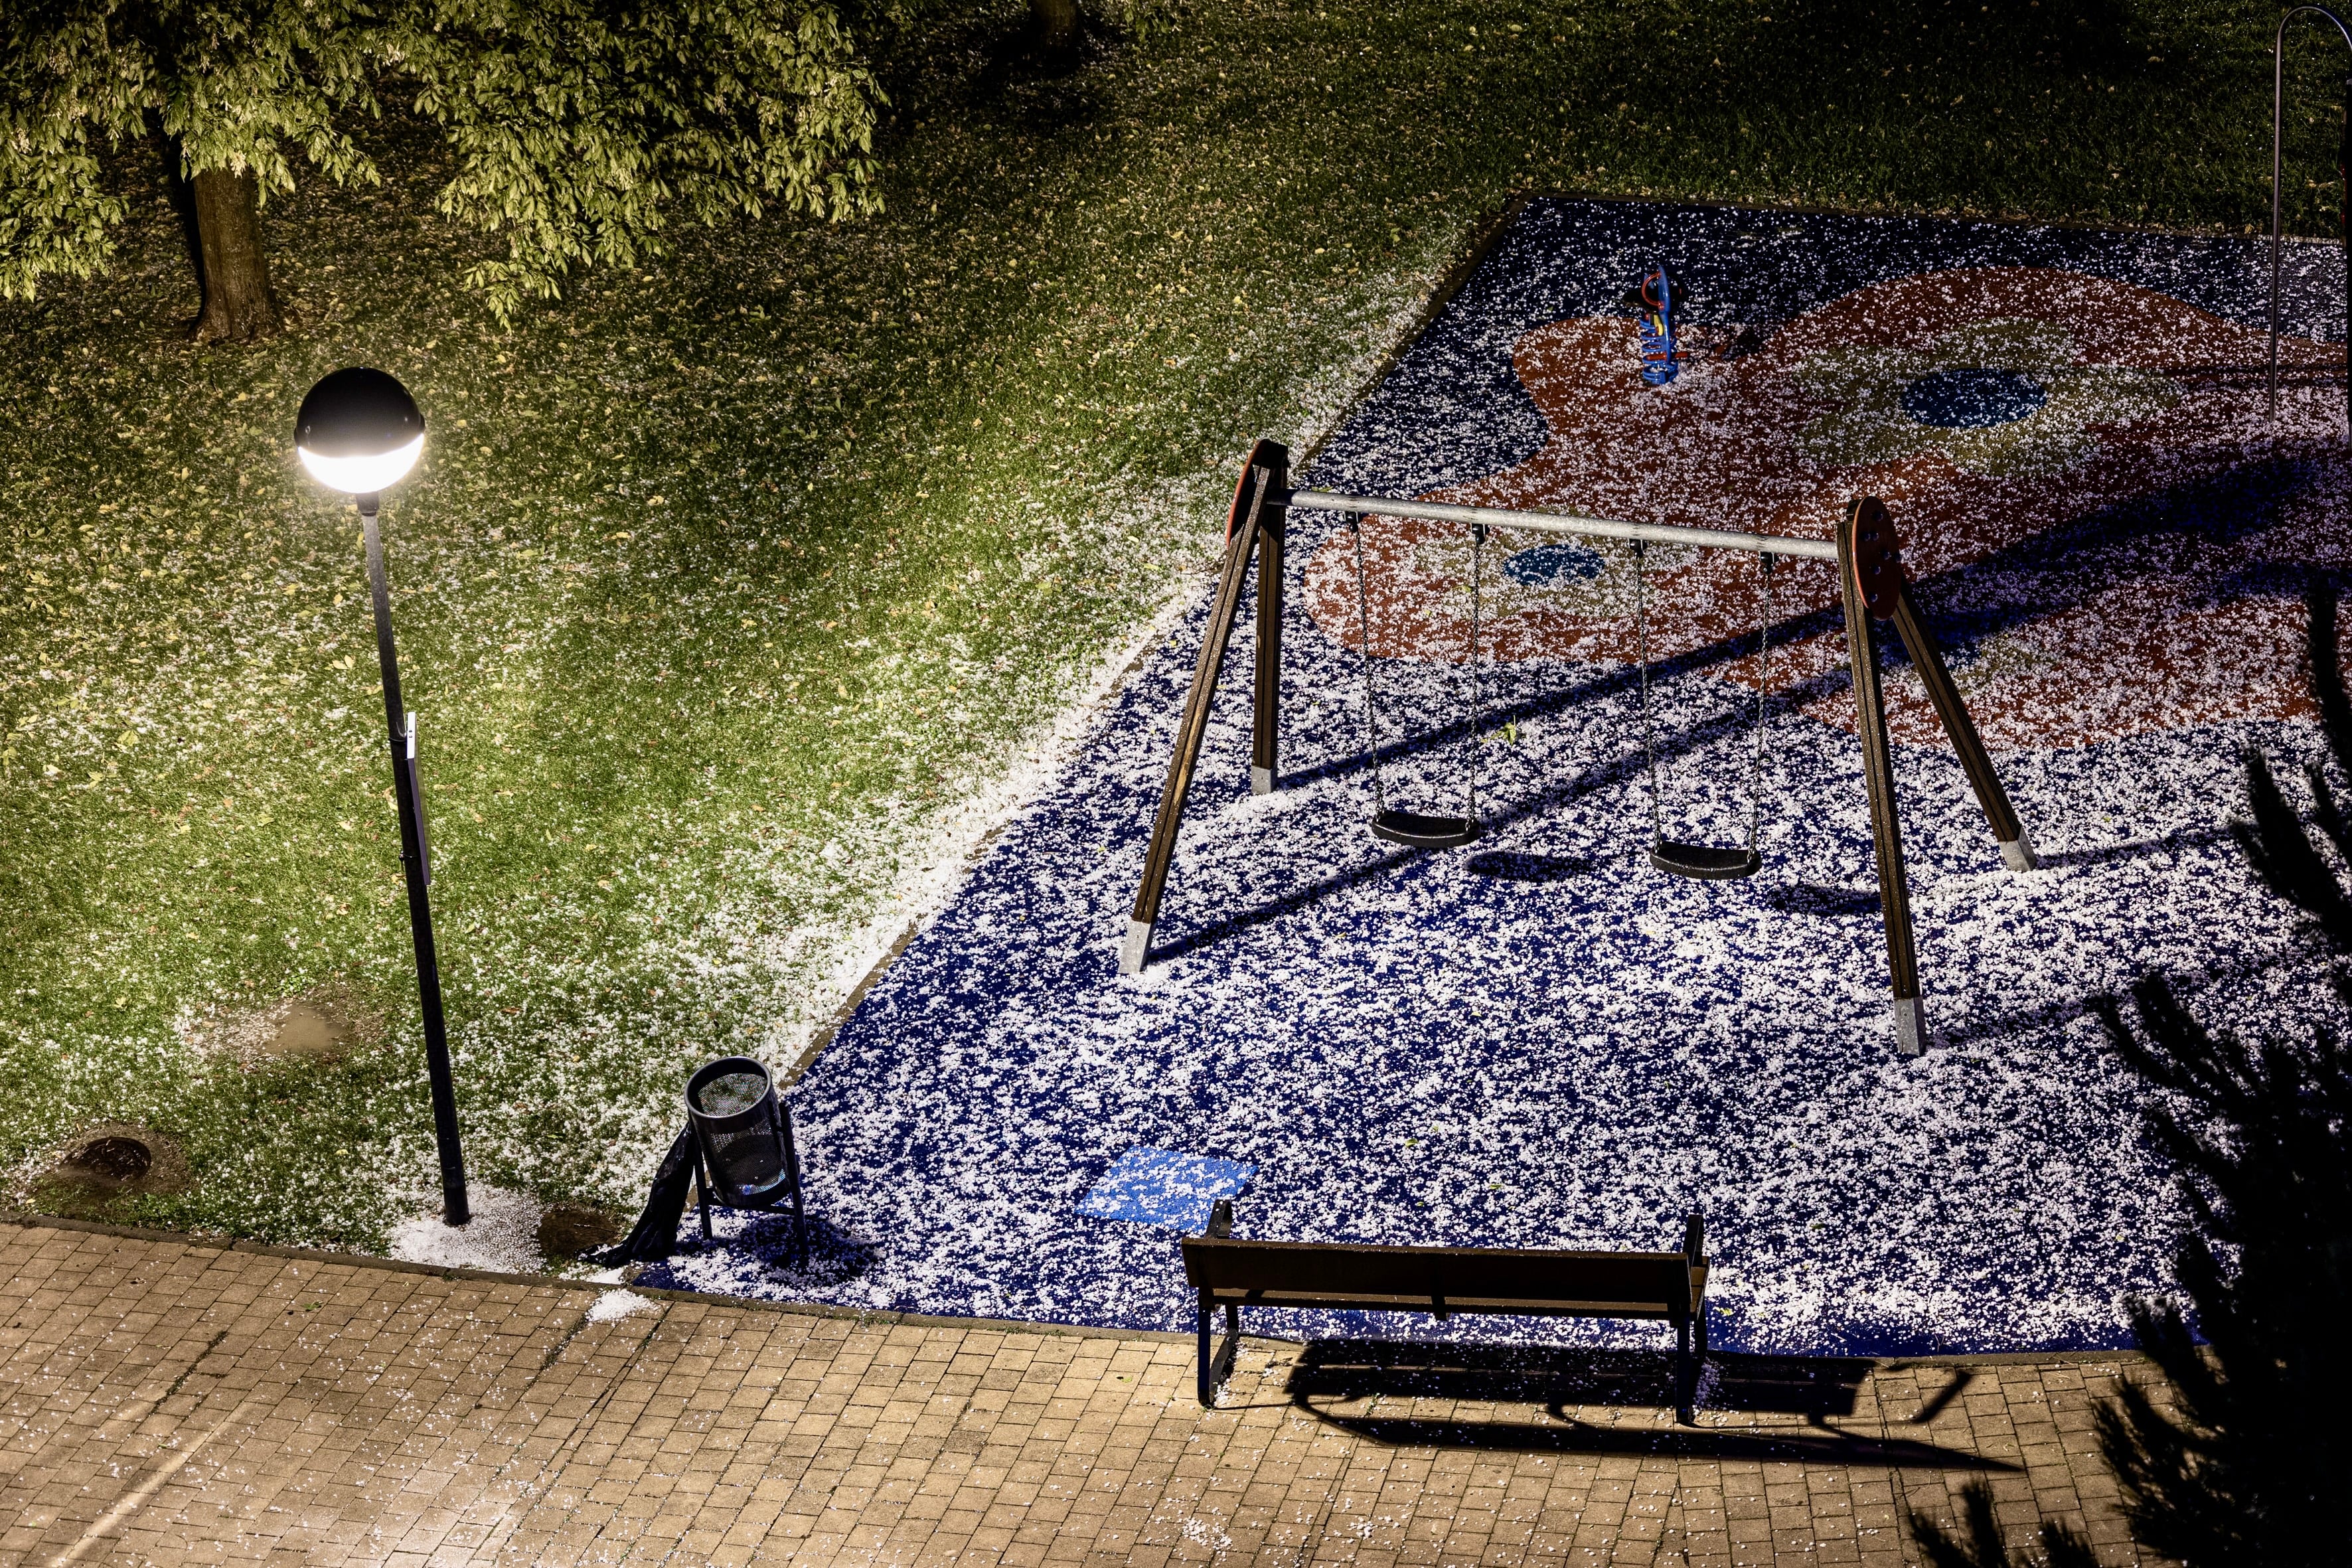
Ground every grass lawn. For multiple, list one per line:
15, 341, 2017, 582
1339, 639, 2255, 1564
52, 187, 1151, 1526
0, 0, 2337, 1256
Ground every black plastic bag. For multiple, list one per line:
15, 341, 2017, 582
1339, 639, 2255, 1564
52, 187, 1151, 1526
600, 1123, 697, 1266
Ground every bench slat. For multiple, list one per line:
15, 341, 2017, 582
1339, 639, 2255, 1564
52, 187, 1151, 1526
1204, 1289, 1676, 1318
1183, 1236, 1691, 1310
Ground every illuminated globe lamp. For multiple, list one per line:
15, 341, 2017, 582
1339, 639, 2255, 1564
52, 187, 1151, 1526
296, 367, 426, 502
295, 367, 469, 1225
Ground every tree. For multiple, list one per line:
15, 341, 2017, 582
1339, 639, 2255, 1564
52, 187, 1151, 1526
1908, 1480, 2096, 1568
1, 0, 884, 341
2084, 969, 2352, 1565
1029, 0, 1083, 52
1020, 0, 1164, 58
2078, 582, 2352, 1565
2233, 582, 2352, 949
1908, 584, 2352, 1565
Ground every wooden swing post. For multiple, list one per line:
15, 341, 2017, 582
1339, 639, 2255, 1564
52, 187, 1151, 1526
1838, 498, 2040, 1056
1120, 440, 1289, 977
1884, 589, 2039, 872
1836, 501, 1926, 1057
1253, 459, 1286, 797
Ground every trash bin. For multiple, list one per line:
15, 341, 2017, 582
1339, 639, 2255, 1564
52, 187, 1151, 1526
684, 1056, 807, 1263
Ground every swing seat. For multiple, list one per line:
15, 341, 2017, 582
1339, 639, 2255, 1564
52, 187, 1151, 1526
1651, 840, 1761, 880
1373, 809, 1480, 849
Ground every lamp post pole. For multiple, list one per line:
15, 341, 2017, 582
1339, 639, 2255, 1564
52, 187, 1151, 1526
300, 366, 467, 1225
361, 493, 470, 1225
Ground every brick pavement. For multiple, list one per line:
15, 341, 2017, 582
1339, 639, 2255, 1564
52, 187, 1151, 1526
0, 1220, 2168, 1566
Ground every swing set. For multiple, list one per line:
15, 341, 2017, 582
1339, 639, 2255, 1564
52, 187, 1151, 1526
1120, 439, 2041, 1058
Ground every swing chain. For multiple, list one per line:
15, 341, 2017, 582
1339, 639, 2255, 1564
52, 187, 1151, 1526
1634, 538, 1662, 840
1749, 552, 1774, 853
1349, 513, 1385, 811
1466, 522, 1484, 825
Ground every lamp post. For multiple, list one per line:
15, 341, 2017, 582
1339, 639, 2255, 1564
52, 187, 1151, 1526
296, 367, 469, 1225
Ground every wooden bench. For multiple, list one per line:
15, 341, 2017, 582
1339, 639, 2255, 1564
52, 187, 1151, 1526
1179, 1205, 1711, 1421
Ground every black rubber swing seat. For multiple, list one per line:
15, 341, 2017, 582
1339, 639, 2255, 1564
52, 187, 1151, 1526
1373, 809, 1482, 849
1650, 840, 1762, 880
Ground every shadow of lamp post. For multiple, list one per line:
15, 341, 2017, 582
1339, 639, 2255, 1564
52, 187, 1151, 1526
295, 367, 469, 1225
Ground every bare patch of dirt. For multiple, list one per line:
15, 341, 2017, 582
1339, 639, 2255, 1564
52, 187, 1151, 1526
185, 985, 380, 1063
538, 1203, 626, 1264
32, 1123, 193, 1218
267, 1001, 358, 1061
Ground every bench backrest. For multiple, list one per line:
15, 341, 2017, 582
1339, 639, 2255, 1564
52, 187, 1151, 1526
1181, 1235, 1696, 1312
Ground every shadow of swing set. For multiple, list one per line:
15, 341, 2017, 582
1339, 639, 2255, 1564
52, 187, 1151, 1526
1119, 438, 2043, 1058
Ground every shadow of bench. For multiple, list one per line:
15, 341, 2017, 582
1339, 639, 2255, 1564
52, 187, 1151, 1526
1271, 1340, 2001, 1466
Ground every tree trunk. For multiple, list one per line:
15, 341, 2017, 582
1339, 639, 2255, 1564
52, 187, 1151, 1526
153, 137, 203, 295
189, 167, 281, 344
1029, 0, 1081, 50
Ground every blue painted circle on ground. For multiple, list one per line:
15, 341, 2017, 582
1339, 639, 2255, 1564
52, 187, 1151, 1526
1901, 367, 2048, 428
1502, 542, 1606, 586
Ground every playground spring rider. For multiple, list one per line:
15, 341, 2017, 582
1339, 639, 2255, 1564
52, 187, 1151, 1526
1633, 266, 1688, 386
1119, 441, 2043, 1058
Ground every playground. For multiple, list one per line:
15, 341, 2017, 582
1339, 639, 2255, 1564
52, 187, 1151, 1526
637, 197, 2352, 1358
5, 0, 2350, 1381
9, 1, 2352, 1557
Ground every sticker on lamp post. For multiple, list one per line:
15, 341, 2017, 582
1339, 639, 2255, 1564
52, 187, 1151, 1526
405, 712, 430, 887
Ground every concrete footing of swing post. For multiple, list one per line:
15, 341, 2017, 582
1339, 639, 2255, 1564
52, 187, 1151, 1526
1119, 918, 1153, 976
1892, 997, 1927, 1058
1998, 828, 2040, 873
1251, 766, 1275, 796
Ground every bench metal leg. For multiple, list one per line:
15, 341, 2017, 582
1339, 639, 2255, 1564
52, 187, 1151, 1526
1197, 1299, 1215, 1407
1196, 1293, 1241, 1407
1674, 1309, 1694, 1425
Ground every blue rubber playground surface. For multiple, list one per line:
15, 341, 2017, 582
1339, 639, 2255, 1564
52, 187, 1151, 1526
642, 199, 2352, 1356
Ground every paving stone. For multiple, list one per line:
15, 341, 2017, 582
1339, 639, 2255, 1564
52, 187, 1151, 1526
0, 1224, 2175, 1566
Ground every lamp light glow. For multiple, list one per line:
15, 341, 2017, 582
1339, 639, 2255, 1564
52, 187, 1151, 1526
299, 433, 424, 495
295, 366, 427, 496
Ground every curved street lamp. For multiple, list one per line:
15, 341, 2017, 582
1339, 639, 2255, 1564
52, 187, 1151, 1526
296, 368, 469, 1225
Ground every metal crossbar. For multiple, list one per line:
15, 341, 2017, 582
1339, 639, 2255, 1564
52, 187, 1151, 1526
1282, 489, 1842, 562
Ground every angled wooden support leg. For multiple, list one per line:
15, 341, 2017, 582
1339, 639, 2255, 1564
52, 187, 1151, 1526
1840, 499, 1926, 1057
1122, 443, 1286, 975
1885, 584, 2039, 871
1251, 450, 1289, 796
